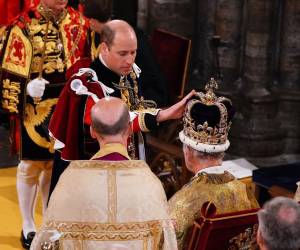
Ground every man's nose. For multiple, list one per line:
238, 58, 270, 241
125, 55, 135, 65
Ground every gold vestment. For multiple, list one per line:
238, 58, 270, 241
168, 170, 259, 249
31, 160, 178, 250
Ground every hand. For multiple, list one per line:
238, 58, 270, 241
156, 90, 196, 122
26, 78, 49, 98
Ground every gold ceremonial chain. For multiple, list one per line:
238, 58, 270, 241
114, 72, 157, 111
118, 72, 138, 159
114, 71, 158, 159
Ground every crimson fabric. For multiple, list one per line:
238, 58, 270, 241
185, 207, 259, 250
65, 57, 92, 80
49, 72, 105, 160
150, 29, 191, 105
0, 0, 40, 25
0, 0, 21, 25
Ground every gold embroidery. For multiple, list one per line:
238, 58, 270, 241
23, 98, 58, 152
69, 160, 149, 170
1, 26, 32, 77
193, 171, 235, 185
60, 12, 84, 69
228, 224, 258, 250
169, 172, 259, 248
138, 112, 150, 132
1, 79, 21, 113
43, 220, 162, 242
29, 16, 65, 74
41, 239, 59, 250
108, 168, 117, 223
91, 31, 100, 61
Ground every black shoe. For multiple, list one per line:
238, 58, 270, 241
20, 230, 36, 250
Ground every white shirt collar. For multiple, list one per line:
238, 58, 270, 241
99, 53, 109, 69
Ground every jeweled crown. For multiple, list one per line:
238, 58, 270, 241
179, 78, 235, 153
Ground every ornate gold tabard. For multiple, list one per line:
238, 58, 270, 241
1, 26, 32, 77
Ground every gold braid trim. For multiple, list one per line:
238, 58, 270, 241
107, 168, 117, 223
91, 31, 100, 61
138, 112, 150, 132
42, 220, 163, 242
69, 160, 149, 170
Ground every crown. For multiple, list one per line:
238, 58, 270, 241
179, 78, 234, 153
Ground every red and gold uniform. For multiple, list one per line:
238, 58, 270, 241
0, 4, 90, 159
0, 3, 90, 248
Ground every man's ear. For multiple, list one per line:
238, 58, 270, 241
99, 42, 109, 56
90, 126, 97, 139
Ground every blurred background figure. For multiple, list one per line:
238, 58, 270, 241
0, 0, 39, 26
257, 197, 300, 250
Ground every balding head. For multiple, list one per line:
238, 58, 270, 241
100, 20, 137, 76
100, 20, 136, 48
91, 97, 130, 137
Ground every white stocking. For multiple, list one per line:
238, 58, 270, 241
39, 167, 52, 214
17, 178, 38, 237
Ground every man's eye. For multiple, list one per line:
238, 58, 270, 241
119, 52, 127, 56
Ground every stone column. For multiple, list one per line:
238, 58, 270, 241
230, 0, 285, 159
137, 0, 148, 30
215, 0, 244, 91
276, 0, 300, 153
191, 0, 217, 86
147, 0, 194, 37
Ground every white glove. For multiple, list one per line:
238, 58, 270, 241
26, 78, 49, 98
